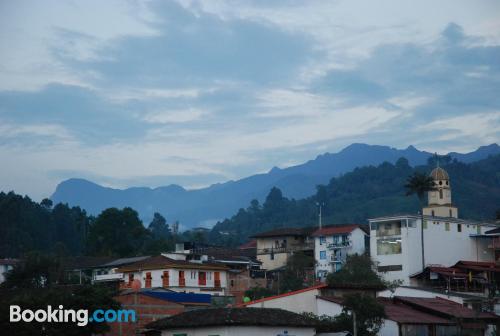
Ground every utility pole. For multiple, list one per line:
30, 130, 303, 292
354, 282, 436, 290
316, 202, 324, 229
353, 311, 357, 336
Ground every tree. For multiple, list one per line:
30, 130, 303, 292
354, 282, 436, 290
405, 172, 435, 269
244, 286, 277, 301
40, 198, 53, 210
327, 254, 385, 287
148, 212, 170, 240
280, 251, 315, 292
333, 294, 386, 336
86, 207, 148, 257
0, 253, 120, 335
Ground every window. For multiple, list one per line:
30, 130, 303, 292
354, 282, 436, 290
457, 224, 462, 232
270, 252, 274, 260
173, 334, 187, 336
377, 238, 402, 255
198, 271, 206, 286
319, 236, 326, 245
445, 222, 450, 231
431, 210, 435, 217
145, 272, 152, 288
449, 209, 453, 217
477, 226, 481, 234
423, 221, 427, 229
375, 220, 402, 237
320, 251, 326, 260
230, 279, 234, 287
439, 189, 443, 199
377, 265, 403, 272
402, 324, 429, 336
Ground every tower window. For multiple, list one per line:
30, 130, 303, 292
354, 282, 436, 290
446, 181, 449, 185
439, 181, 443, 185
457, 224, 462, 232
431, 210, 435, 217
439, 189, 443, 199
445, 223, 450, 231
449, 209, 452, 217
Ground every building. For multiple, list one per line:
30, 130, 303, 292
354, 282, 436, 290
312, 224, 368, 279
252, 227, 315, 270
0, 258, 18, 284
370, 166, 498, 285
104, 290, 211, 336
422, 166, 458, 218
144, 307, 320, 336
116, 255, 229, 295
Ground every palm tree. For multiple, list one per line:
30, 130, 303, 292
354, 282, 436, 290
405, 172, 435, 270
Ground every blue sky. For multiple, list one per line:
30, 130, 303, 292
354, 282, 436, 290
0, 0, 499, 200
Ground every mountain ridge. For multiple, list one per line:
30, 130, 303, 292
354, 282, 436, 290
51, 143, 500, 228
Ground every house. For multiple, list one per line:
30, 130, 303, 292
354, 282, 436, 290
370, 166, 498, 285
0, 258, 18, 284
104, 289, 211, 336
93, 256, 150, 284
116, 255, 229, 295
242, 283, 383, 313
312, 224, 368, 279
252, 227, 316, 270
391, 296, 498, 335
144, 307, 320, 336
62, 256, 115, 284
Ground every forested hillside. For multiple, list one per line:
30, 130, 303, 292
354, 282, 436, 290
209, 155, 500, 246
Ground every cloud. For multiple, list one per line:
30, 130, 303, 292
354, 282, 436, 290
142, 108, 208, 124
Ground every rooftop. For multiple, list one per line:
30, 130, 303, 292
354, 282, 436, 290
145, 307, 319, 330
394, 296, 498, 320
116, 255, 228, 272
379, 297, 454, 325
99, 256, 150, 268
311, 224, 366, 237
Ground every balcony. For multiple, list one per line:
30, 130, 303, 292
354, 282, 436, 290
257, 242, 314, 255
327, 240, 352, 249
93, 273, 123, 282
329, 255, 343, 263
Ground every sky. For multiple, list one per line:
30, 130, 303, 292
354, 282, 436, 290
0, 0, 499, 200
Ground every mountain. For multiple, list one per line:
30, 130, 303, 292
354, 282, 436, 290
51, 143, 500, 228
210, 154, 500, 246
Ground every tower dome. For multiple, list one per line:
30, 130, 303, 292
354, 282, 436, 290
430, 167, 449, 181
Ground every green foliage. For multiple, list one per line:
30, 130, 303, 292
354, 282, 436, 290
0, 192, 89, 258
0, 285, 119, 335
280, 251, 315, 292
326, 254, 384, 287
86, 207, 148, 257
0, 251, 121, 335
148, 212, 171, 239
210, 155, 500, 245
405, 172, 435, 202
334, 294, 386, 336
244, 286, 277, 301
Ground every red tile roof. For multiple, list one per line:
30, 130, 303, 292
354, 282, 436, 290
395, 296, 498, 320
411, 266, 468, 278
453, 260, 500, 272
238, 240, 257, 249
117, 255, 228, 272
311, 224, 363, 237
379, 298, 455, 324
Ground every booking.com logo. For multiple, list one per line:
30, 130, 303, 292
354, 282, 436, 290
10, 305, 136, 326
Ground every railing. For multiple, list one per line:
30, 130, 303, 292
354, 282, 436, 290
94, 273, 123, 282
256, 242, 314, 255
330, 255, 343, 263
327, 240, 352, 249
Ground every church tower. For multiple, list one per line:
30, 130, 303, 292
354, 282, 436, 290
423, 166, 458, 218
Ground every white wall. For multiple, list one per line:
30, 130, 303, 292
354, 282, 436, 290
317, 299, 343, 317
371, 216, 496, 285
247, 289, 321, 315
377, 286, 466, 305
378, 319, 399, 336
314, 228, 366, 277
125, 268, 227, 295
0, 264, 13, 284
161, 326, 316, 336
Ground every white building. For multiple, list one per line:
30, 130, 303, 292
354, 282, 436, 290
116, 255, 229, 295
312, 224, 367, 279
145, 307, 318, 336
370, 166, 498, 285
